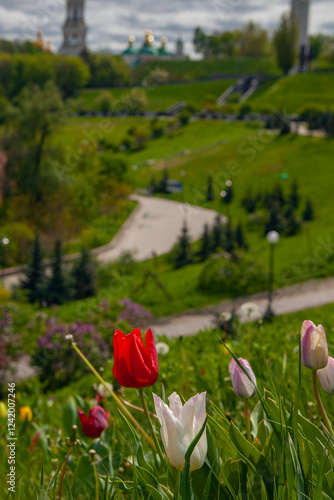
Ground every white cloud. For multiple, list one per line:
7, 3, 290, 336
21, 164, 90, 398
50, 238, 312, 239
0, 0, 333, 55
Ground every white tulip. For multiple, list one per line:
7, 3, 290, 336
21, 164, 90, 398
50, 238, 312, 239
153, 392, 207, 472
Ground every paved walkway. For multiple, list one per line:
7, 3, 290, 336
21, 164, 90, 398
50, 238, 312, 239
1, 195, 221, 289
95, 195, 220, 263
150, 276, 334, 338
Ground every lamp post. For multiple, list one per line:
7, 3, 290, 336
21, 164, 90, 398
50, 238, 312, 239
0, 237, 9, 270
264, 231, 280, 320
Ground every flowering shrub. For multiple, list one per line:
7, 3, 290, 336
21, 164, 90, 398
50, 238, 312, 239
33, 319, 109, 390
117, 297, 153, 326
0, 308, 20, 376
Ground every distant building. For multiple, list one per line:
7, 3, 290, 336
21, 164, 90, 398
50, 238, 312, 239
122, 31, 186, 66
59, 0, 87, 56
34, 31, 52, 53
291, 0, 310, 70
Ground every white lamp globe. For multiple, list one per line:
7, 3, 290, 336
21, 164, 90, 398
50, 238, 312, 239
266, 231, 280, 244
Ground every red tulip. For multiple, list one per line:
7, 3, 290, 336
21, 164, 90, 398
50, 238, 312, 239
78, 406, 110, 438
113, 328, 158, 389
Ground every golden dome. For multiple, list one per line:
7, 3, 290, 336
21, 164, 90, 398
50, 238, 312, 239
145, 30, 154, 46
129, 35, 135, 45
161, 36, 168, 47
35, 30, 44, 49
45, 40, 52, 53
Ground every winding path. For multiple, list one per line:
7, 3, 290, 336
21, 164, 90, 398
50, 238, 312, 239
1, 195, 221, 289
150, 276, 334, 338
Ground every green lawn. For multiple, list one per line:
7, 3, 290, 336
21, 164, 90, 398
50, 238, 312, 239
53, 116, 256, 165
76, 79, 236, 112
249, 73, 334, 113
128, 128, 334, 313
51, 117, 334, 318
132, 57, 281, 84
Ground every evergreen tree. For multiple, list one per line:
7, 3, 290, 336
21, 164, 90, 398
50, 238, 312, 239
265, 203, 284, 235
285, 209, 301, 236
149, 175, 156, 194
242, 191, 256, 213
235, 223, 248, 250
224, 221, 235, 253
303, 199, 314, 222
289, 179, 300, 209
212, 214, 223, 250
158, 169, 169, 194
224, 184, 234, 204
45, 239, 69, 306
174, 220, 193, 269
206, 174, 214, 202
199, 223, 213, 262
22, 233, 45, 304
71, 247, 97, 300
272, 184, 285, 207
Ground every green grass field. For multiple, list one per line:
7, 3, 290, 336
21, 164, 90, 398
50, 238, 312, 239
76, 79, 236, 112
131, 57, 281, 83
249, 73, 334, 113
51, 116, 334, 317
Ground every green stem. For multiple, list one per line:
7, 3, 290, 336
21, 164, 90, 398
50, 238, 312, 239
312, 371, 334, 437
173, 468, 182, 500
59, 446, 73, 500
245, 399, 251, 442
138, 388, 166, 465
93, 464, 99, 500
71, 342, 155, 449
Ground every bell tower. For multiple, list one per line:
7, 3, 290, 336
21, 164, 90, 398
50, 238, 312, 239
59, 0, 87, 56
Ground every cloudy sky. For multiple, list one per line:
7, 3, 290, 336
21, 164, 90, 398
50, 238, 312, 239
0, 0, 333, 56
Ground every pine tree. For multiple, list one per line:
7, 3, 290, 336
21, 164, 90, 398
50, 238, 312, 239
224, 221, 235, 253
242, 191, 256, 213
149, 175, 156, 194
206, 174, 214, 202
158, 169, 169, 194
22, 233, 45, 304
72, 247, 97, 300
174, 220, 193, 269
199, 223, 213, 262
289, 179, 300, 209
265, 203, 284, 235
235, 223, 248, 250
224, 184, 234, 204
272, 184, 285, 207
212, 214, 223, 250
303, 199, 314, 222
45, 239, 69, 306
285, 209, 301, 236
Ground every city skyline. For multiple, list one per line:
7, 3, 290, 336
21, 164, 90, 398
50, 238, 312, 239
0, 0, 333, 57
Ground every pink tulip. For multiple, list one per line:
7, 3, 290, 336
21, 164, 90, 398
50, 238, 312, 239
229, 358, 257, 399
318, 356, 334, 394
301, 320, 328, 371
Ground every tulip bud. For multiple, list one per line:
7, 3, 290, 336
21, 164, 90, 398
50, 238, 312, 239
317, 356, 334, 394
20, 406, 33, 422
301, 320, 328, 371
78, 406, 110, 439
0, 402, 7, 419
229, 358, 257, 399
153, 392, 207, 472
70, 425, 78, 443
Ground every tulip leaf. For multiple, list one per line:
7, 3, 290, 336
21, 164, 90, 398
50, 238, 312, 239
135, 465, 169, 500
117, 410, 155, 475
62, 396, 79, 439
229, 422, 266, 470
222, 458, 247, 498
